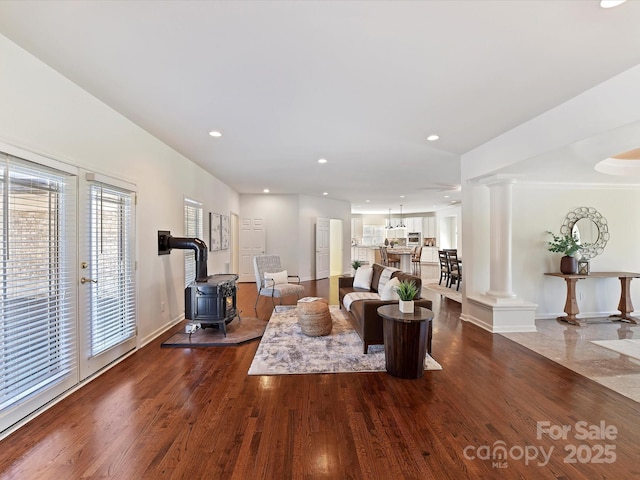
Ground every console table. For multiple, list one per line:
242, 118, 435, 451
545, 272, 640, 325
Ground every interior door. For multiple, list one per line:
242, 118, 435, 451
238, 217, 265, 282
230, 212, 239, 275
316, 217, 330, 280
78, 172, 137, 380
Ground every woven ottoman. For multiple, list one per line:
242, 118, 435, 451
297, 297, 332, 337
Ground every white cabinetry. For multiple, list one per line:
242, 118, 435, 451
351, 246, 376, 265
422, 216, 436, 238
351, 217, 363, 240
420, 246, 438, 263
405, 217, 422, 233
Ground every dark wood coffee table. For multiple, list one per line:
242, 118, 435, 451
377, 305, 434, 379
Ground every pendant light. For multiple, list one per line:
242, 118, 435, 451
397, 204, 406, 228
386, 208, 393, 229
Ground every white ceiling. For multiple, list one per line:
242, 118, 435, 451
0, 0, 639, 214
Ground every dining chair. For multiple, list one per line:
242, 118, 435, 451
445, 249, 462, 290
382, 247, 400, 268
411, 246, 423, 275
438, 250, 450, 286
253, 255, 304, 312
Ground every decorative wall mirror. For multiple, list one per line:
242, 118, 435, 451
560, 207, 609, 260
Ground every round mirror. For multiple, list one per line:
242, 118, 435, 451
571, 218, 599, 246
560, 207, 609, 260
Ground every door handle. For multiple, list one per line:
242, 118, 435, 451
81, 277, 98, 284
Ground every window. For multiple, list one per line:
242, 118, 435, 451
0, 153, 77, 415
87, 183, 136, 356
184, 199, 203, 286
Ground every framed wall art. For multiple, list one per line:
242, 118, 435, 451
221, 214, 229, 250
209, 212, 221, 251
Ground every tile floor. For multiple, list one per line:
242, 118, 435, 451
417, 263, 640, 404
502, 319, 640, 403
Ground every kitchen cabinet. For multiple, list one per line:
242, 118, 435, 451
422, 216, 436, 238
405, 217, 422, 233
351, 217, 363, 240
420, 246, 438, 263
351, 246, 376, 265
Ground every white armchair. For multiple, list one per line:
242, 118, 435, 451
253, 255, 304, 311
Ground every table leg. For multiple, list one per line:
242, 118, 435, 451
558, 278, 581, 325
610, 277, 640, 324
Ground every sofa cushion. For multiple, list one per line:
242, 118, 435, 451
264, 270, 288, 285
370, 263, 385, 293
380, 277, 401, 301
378, 267, 399, 293
353, 266, 373, 290
343, 291, 381, 312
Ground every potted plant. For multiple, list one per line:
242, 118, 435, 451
546, 231, 583, 274
351, 260, 363, 275
396, 280, 419, 313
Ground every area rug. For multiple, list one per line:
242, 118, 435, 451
424, 282, 462, 303
248, 305, 442, 375
591, 339, 640, 361
162, 316, 267, 347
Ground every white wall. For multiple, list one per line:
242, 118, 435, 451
298, 195, 352, 279
461, 64, 640, 323
239, 194, 300, 275
513, 184, 640, 318
0, 34, 239, 345
240, 193, 352, 281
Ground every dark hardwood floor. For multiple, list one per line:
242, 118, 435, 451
1, 277, 639, 479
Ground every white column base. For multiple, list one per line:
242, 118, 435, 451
462, 294, 538, 333
485, 290, 518, 302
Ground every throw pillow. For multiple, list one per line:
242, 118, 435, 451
380, 277, 401, 301
264, 270, 288, 285
353, 266, 373, 290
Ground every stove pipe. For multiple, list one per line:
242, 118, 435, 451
161, 234, 209, 282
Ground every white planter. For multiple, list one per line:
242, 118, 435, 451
399, 300, 414, 313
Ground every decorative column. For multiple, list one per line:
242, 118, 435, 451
485, 178, 516, 300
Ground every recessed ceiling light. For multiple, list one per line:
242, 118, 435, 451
318, 158, 328, 164
600, 0, 627, 8
365, 200, 370, 203
323, 192, 328, 196
208, 130, 222, 137
263, 189, 270, 193
427, 134, 440, 141
444, 195, 450, 198
400, 195, 405, 198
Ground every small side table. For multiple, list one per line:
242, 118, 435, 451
377, 305, 434, 379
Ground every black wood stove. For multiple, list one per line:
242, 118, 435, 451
158, 231, 240, 336
185, 274, 239, 335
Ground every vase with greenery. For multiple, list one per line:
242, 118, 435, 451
396, 280, 419, 313
351, 260, 363, 275
546, 231, 582, 274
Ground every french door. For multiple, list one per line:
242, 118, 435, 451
0, 151, 78, 434
0, 149, 137, 436
78, 172, 136, 380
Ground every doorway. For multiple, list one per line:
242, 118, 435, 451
439, 216, 458, 250
330, 219, 343, 276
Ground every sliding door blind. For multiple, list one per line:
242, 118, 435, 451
0, 154, 77, 412
88, 184, 135, 357
184, 199, 203, 287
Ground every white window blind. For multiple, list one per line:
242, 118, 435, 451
0, 154, 77, 412
87, 183, 136, 357
184, 199, 203, 287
